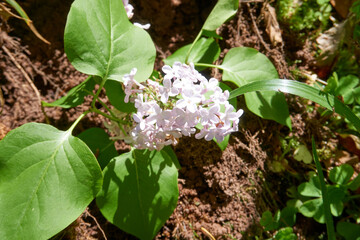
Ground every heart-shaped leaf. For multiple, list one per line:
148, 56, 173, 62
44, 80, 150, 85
299, 198, 325, 223
64, 0, 155, 82
42, 76, 96, 108
329, 164, 354, 185
0, 123, 103, 239
96, 149, 178, 240
221, 47, 291, 128
164, 37, 220, 70
202, 0, 239, 31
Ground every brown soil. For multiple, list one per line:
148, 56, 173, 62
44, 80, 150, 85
0, 0, 349, 239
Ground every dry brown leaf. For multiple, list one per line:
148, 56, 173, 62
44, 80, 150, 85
315, 19, 350, 67
262, 3, 283, 46
330, 0, 355, 19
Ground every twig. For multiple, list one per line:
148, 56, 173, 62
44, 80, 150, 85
0, 86, 4, 114
84, 209, 107, 240
247, 3, 272, 53
200, 227, 216, 240
2, 45, 50, 123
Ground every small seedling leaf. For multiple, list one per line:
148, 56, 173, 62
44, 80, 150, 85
329, 164, 354, 185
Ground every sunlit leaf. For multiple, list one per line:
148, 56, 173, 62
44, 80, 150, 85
229, 79, 360, 132
164, 37, 220, 70
202, 0, 239, 31
64, 0, 155, 82
0, 123, 103, 239
222, 47, 291, 128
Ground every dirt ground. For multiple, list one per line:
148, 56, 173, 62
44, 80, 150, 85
0, 0, 354, 239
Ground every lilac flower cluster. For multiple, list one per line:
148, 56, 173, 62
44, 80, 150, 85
106, 62, 243, 151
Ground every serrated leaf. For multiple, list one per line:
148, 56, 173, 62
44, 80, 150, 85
104, 80, 136, 113
42, 76, 96, 108
96, 149, 178, 240
77, 128, 118, 169
0, 123, 103, 240
329, 164, 354, 185
221, 47, 291, 128
164, 37, 220, 70
202, 0, 239, 31
64, 0, 155, 82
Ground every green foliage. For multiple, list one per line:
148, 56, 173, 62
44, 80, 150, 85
64, 0, 155, 83
77, 128, 118, 169
291, 163, 360, 225
0, 123, 103, 239
104, 80, 136, 113
260, 207, 297, 231
96, 149, 179, 240
273, 227, 297, 240
201, 0, 239, 32
222, 47, 291, 128
42, 76, 96, 108
336, 222, 360, 240
229, 79, 360, 132
277, 0, 332, 32
164, 37, 220, 70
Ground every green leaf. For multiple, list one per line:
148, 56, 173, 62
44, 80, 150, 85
164, 37, 220, 70
337, 222, 360, 240
228, 79, 360, 133
202, 0, 239, 31
162, 145, 181, 170
42, 76, 96, 108
222, 47, 291, 128
329, 164, 354, 185
348, 173, 360, 191
274, 227, 297, 240
0, 123, 103, 240
299, 198, 325, 223
311, 137, 336, 238
104, 80, 136, 113
298, 182, 321, 197
96, 149, 179, 240
280, 206, 297, 227
77, 128, 118, 169
64, 0, 155, 82
260, 210, 280, 231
